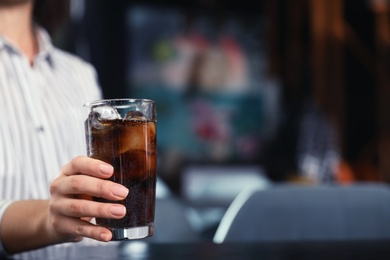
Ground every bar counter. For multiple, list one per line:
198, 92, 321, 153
8, 239, 390, 260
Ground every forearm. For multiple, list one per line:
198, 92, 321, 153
0, 200, 63, 254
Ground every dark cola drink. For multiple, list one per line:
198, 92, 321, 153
84, 99, 156, 240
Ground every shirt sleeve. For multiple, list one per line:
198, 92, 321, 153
0, 200, 14, 256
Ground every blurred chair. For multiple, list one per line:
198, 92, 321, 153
145, 197, 202, 243
182, 165, 270, 207
156, 176, 171, 199
213, 183, 390, 243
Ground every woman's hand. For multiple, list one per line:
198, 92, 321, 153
0, 156, 128, 254
49, 156, 129, 243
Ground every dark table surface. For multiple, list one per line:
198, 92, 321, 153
8, 239, 390, 260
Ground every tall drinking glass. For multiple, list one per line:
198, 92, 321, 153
84, 99, 157, 240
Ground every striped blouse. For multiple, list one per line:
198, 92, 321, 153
0, 26, 102, 252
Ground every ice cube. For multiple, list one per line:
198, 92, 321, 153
118, 149, 157, 181
125, 110, 147, 121
93, 105, 121, 120
147, 122, 156, 144
119, 123, 148, 153
87, 111, 104, 130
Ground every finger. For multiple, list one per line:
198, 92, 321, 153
52, 174, 129, 200
51, 198, 126, 219
52, 217, 113, 242
61, 156, 114, 178
81, 216, 93, 222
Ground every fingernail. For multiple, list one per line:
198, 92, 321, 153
110, 205, 126, 216
99, 164, 113, 176
100, 232, 110, 241
112, 185, 129, 198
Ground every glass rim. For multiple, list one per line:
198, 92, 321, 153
83, 98, 155, 108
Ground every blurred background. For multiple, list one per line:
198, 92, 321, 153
56, 0, 390, 241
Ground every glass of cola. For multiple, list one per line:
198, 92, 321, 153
84, 99, 157, 240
